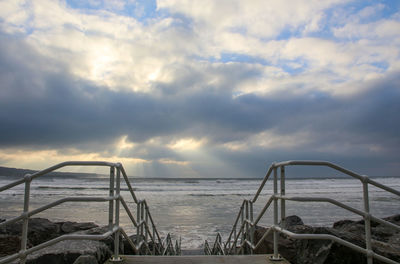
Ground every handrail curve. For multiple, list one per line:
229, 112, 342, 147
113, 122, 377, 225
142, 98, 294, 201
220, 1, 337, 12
0, 161, 181, 264
205, 160, 400, 264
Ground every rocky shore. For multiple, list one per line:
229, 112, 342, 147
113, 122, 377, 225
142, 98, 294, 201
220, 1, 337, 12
0, 218, 138, 264
1, 215, 399, 264
254, 214, 400, 264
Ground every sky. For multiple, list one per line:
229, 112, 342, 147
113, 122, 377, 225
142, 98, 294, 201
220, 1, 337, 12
0, 0, 399, 178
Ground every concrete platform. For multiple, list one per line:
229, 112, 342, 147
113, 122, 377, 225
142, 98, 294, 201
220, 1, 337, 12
105, 254, 290, 264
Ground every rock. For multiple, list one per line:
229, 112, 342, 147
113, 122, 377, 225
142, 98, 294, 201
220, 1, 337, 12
0, 218, 60, 246
280, 215, 304, 229
253, 215, 400, 264
59, 222, 98, 234
123, 234, 139, 255
0, 218, 98, 246
121, 234, 155, 255
25, 239, 111, 264
0, 218, 108, 263
0, 218, 99, 258
0, 234, 31, 258
72, 255, 98, 264
78, 226, 123, 254
24, 226, 117, 264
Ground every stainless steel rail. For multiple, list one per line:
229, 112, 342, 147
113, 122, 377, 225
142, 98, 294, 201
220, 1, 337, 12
0, 161, 181, 264
205, 160, 400, 264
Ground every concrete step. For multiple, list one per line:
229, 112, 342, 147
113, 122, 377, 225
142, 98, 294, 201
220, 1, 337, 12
181, 248, 204, 255
105, 254, 290, 264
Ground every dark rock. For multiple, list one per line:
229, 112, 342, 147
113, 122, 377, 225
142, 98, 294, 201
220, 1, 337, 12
0, 218, 108, 263
78, 226, 123, 254
122, 234, 153, 255
332, 219, 355, 229
0, 234, 32, 257
59, 222, 98, 234
72, 255, 98, 264
383, 214, 400, 224
254, 215, 400, 264
25, 239, 111, 264
280, 215, 304, 229
24, 226, 118, 264
0, 218, 60, 246
123, 234, 139, 255
0, 218, 98, 246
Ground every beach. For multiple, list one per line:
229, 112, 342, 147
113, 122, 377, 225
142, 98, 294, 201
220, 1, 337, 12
1, 176, 399, 249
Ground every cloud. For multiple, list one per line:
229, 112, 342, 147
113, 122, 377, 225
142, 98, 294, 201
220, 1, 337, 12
0, 1, 399, 177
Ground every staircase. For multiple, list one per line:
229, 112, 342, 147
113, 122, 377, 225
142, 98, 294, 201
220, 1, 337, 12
0, 161, 181, 264
2, 160, 398, 264
205, 160, 400, 264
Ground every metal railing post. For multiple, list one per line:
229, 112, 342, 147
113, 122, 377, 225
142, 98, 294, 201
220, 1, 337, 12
363, 180, 373, 264
108, 167, 115, 230
137, 201, 141, 249
140, 201, 145, 241
280, 166, 286, 222
111, 166, 122, 262
245, 200, 249, 253
240, 204, 244, 254
145, 206, 149, 249
234, 227, 237, 254
272, 165, 282, 260
20, 174, 32, 264
152, 224, 156, 255
249, 200, 254, 254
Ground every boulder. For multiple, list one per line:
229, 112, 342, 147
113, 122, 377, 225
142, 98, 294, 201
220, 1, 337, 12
72, 255, 98, 264
0, 218, 98, 246
280, 215, 304, 229
253, 215, 400, 264
0, 218, 99, 257
0, 218, 60, 246
25, 239, 111, 264
0, 218, 110, 263
0, 234, 32, 258
59, 222, 98, 234
123, 234, 139, 255
23, 226, 119, 264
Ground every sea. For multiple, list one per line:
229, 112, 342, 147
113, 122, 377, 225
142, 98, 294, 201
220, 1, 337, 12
0, 175, 399, 249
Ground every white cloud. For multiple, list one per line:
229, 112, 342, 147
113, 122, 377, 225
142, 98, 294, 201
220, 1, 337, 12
168, 138, 206, 151
1, 1, 400, 177
222, 130, 312, 151
0, 0, 31, 33
158, 0, 347, 38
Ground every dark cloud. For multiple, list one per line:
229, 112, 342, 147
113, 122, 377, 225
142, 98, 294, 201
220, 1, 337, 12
0, 33, 399, 176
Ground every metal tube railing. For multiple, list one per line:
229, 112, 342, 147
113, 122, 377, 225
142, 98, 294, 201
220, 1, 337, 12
206, 160, 400, 264
0, 161, 180, 264
280, 166, 285, 222
272, 166, 281, 260
20, 175, 31, 264
111, 167, 122, 261
108, 167, 115, 230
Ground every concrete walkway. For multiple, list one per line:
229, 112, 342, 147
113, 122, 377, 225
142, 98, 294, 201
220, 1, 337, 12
105, 255, 290, 264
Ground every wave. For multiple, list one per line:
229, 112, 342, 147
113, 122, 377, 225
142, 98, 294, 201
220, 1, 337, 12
37, 186, 135, 191
183, 180, 199, 184
188, 193, 252, 197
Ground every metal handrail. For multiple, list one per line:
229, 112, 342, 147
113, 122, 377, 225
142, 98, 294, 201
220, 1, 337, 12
205, 160, 400, 264
0, 161, 180, 264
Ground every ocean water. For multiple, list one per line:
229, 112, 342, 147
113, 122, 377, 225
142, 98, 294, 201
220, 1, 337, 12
0, 175, 399, 249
